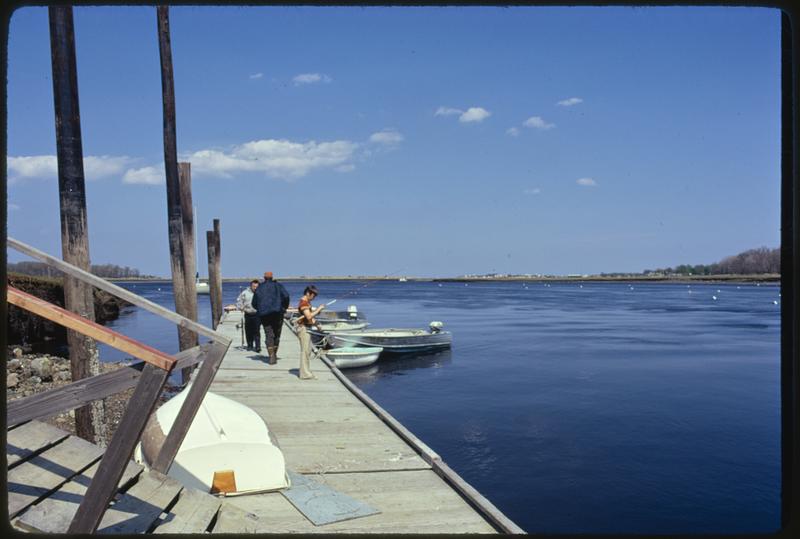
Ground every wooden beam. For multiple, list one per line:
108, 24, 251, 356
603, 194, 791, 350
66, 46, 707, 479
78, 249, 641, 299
151, 340, 230, 473
48, 4, 104, 444
7, 237, 228, 344
8, 287, 176, 371
68, 364, 171, 533
7, 344, 212, 428
212, 219, 223, 325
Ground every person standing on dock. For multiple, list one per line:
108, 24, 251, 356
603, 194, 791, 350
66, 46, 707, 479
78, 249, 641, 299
236, 279, 261, 352
296, 285, 325, 380
251, 271, 290, 365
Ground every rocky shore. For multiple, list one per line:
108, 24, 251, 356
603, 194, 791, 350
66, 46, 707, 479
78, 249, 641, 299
6, 347, 174, 442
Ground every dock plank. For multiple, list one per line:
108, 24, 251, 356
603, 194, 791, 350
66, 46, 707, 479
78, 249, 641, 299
151, 487, 221, 534
14, 460, 143, 533
211, 501, 265, 533
7, 435, 104, 518
6, 421, 71, 469
96, 470, 183, 534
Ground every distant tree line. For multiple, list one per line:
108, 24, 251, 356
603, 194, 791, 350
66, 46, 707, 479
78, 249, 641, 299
643, 246, 780, 276
7, 261, 153, 279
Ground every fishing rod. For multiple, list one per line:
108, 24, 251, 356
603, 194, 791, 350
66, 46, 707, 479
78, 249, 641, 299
320, 267, 406, 308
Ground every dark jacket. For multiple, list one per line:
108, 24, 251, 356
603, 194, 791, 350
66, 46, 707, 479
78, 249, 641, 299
251, 279, 290, 317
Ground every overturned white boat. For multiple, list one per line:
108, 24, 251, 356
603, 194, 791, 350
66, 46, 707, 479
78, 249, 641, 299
324, 346, 383, 369
135, 384, 290, 496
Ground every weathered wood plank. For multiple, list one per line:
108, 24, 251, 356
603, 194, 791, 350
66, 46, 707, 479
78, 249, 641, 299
14, 460, 143, 533
68, 364, 171, 533
211, 219, 223, 326
152, 341, 230, 473
211, 501, 265, 533
7, 343, 212, 428
7, 435, 104, 518
6, 421, 70, 468
96, 470, 184, 534
178, 161, 199, 386
7, 287, 176, 371
206, 230, 220, 329
151, 487, 221, 534
7, 237, 226, 344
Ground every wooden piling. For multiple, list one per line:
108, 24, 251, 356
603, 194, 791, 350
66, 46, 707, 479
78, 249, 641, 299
48, 5, 106, 445
206, 231, 220, 329
178, 162, 198, 382
212, 219, 223, 324
157, 5, 194, 379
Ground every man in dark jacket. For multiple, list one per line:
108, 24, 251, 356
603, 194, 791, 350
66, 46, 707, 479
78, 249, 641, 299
251, 271, 290, 364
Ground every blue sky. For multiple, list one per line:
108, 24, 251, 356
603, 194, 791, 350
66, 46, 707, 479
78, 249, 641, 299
6, 6, 781, 278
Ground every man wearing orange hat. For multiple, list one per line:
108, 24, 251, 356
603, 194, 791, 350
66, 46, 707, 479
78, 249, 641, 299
251, 271, 290, 364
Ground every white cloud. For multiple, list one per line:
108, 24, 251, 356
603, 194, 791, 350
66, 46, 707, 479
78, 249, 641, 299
557, 97, 583, 107
249, 72, 264, 80
369, 129, 404, 145
576, 177, 597, 186
523, 116, 555, 130
506, 127, 520, 137
459, 107, 491, 123
9, 203, 21, 211
185, 138, 360, 180
523, 188, 541, 195
8, 155, 133, 183
123, 165, 164, 185
435, 106, 463, 116
336, 164, 356, 173
292, 73, 332, 85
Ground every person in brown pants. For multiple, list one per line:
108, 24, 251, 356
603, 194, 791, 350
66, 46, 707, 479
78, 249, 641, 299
295, 285, 325, 379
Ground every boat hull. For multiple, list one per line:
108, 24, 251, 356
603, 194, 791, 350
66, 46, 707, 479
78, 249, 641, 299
324, 346, 383, 369
327, 329, 452, 354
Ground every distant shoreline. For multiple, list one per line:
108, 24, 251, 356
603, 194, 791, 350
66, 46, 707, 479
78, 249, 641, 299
108, 274, 780, 284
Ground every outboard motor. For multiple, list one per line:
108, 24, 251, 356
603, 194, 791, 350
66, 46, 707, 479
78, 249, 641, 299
429, 321, 444, 333
347, 305, 359, 319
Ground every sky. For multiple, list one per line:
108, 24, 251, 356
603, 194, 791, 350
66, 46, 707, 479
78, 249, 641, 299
5, 6, 781, 278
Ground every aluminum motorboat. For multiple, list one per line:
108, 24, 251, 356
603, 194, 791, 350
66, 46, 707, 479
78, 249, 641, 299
327, 321, 451, 354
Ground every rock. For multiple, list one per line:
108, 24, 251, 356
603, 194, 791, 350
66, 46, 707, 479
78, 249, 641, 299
7, 373, 19, 388
8, 358, 22, 371
54, 371, 71, 382
30, 357, 53, 381
13, 347, 24, 359
29, 376, 42, 385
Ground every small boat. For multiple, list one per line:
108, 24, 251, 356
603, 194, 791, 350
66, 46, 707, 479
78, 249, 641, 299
324, 346, 383, 369
317, 305, 367, 323
316, 319, 370, 332
327, 322, 451, 354
398, 277, 408, 282
135, 384, 290, 495
196, 277, 210, 294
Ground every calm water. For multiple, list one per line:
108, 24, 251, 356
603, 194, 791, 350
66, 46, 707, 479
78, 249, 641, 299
101, 280, 781, 534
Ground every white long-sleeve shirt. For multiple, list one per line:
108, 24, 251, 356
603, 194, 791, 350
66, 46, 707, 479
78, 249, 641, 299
236, 288, 257, 314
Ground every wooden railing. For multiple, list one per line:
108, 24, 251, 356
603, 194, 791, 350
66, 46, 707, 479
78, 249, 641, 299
6, 237, 231, 533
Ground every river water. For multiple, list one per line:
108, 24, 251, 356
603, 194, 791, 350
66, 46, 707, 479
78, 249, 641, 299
99, 279, 781, 534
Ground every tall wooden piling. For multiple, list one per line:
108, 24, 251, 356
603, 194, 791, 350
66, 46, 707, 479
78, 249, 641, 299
157, 5, 195, 379
178, 162, 198, 381
206, 230, 221, 329
48, 5, 106, 445
212, 219, 223, 323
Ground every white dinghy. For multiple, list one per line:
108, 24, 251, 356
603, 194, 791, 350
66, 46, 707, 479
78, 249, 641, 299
324, 346, 383, 369
135, 384, 290, 496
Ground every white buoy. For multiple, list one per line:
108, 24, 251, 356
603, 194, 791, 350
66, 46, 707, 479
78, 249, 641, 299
712, 295, 717, 300
716, 289, 721, 293
157, 287, 161, 291
773, 300, 779, 305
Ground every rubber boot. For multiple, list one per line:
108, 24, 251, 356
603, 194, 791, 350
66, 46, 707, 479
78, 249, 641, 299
268, 346, 277, 365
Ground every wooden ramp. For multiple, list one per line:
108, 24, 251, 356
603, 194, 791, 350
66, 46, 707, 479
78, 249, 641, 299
203, 311, 506, 534
6, 420, 236, 533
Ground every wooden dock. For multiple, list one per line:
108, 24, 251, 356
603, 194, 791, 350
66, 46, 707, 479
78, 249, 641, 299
6, 310, 522, 533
